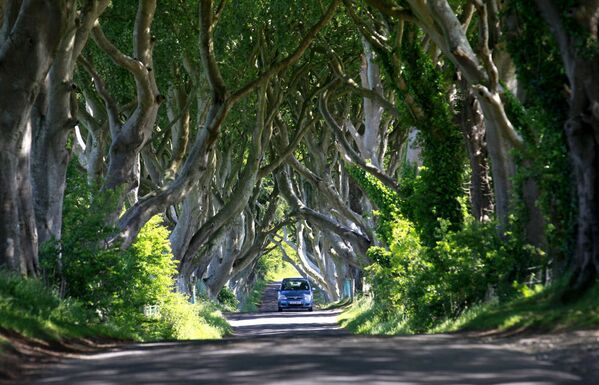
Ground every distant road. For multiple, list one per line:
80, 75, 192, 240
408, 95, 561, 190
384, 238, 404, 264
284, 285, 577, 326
25, 286, 583, 384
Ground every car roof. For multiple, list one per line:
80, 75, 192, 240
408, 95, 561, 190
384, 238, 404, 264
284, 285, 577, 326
282, 277, 308, 281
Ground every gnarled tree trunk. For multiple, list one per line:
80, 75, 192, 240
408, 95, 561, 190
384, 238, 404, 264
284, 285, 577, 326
535, 0, 599, 292
0, 0, 69, 274
31, 0, 108, 246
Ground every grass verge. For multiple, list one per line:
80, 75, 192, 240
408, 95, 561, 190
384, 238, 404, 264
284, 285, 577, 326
0, 270, 231, 343
340, 282, 599, 335
1, 270, 232, 381
0, 271, 127, 343
319, 297, 352, 311
338, 296, 411, 335
432, 282, 599, 333
241, 279, 267, 312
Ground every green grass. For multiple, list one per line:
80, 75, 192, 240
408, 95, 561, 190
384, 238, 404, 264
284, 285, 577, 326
433, 282, 599, 333
340, 282, 599, 335
240, 279, 267, 312
338, 296, 411, 335
0, 271, 231, 344
319, 297, 352, 310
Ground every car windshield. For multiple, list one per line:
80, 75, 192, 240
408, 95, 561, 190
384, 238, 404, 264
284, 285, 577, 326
281, 279, 309, 291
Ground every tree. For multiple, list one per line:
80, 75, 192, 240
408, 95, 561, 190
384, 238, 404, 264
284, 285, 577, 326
534, 0, 599, 293
31, 0, 109, 247
0, 0, 71, 274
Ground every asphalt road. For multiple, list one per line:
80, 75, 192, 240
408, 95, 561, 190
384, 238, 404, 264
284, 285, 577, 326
25, 285, 583, 385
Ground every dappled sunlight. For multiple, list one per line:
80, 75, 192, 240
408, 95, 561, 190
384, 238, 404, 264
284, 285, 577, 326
28, 308, 582, 385
29, 327, 581, 385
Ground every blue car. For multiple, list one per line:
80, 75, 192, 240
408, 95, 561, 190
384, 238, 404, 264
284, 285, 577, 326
277, 278, 313, 312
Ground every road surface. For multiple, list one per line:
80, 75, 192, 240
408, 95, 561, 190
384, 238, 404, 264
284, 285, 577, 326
25, 285, 584, 384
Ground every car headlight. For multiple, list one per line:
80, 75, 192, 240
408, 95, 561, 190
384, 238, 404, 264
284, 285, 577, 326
278, 293, 287, 300
303, 294, 312, 301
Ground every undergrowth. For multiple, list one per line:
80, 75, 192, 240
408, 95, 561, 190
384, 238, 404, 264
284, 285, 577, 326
240, 279, 267, 313
0, 270, 230, 345
340, 280, 599, 335
432, 281, 599, 333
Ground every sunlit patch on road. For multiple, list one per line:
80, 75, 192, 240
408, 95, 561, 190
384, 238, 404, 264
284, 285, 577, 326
227, 309, 347, 337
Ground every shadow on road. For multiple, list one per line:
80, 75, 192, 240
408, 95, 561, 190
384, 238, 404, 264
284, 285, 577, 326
28, 330, 582, 385
24, 283, 585, 385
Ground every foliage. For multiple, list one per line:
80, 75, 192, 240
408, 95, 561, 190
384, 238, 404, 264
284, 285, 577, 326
43, 166, 172, 326
350, 159, 537, 332
339, 6, 581, 335
217, 287, 239, 312
0, 270, 127, 342
396, 37, 466, 246
41, 161, 126, 317
503, 0, 576, 272
346, 165, 401, 244
262, 246, 300, 282
40, 161, 229, 341
240, 278, 267, 313
154, 292, 231, 340
364, 219, 533, 332
240, 279, 267, 313
0, 269, 229, 344
343, 272, 599, 335
431, 280, 599, 333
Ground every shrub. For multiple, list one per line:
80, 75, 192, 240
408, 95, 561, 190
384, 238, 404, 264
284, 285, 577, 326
363, 217, 538, 332
0, 270, 126, 341
40, 161, 230, 341
217, 287, 239, 312
154, 292, 230, 340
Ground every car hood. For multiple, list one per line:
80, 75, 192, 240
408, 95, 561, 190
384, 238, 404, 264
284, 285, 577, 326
280, 290, 310, 296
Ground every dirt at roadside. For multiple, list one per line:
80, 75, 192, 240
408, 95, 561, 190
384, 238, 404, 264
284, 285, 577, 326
476, 329, 599, 384
0, 328, 122, 385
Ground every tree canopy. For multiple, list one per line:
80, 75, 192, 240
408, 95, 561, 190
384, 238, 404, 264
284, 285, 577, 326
1, 0, 598, 331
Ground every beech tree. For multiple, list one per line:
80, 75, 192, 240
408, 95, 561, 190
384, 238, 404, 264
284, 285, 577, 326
1, 0, 597, 319
0, 0, 72, 274
32, 0, 109, 246
534, 0, 599, 292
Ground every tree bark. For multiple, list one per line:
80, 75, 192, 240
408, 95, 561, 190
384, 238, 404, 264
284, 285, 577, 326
395, 0, 523, 228
31, 0, 108, 246
459, 83, 494, 221
115, 0, 340, 248
92, 0, 161, 197
534, 0, 599, 293
0, 0, 69, 274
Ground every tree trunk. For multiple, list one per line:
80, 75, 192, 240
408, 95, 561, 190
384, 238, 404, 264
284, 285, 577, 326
31, 1, 108, 246
115, 0, 340, 247
460, 85, 494, 221
534, 0, 599, 294
93, 0, 161, 199
520, 160, 548, 250
0, 0, 68, 274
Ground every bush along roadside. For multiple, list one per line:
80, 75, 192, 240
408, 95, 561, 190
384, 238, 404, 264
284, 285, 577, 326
343, 165, 572, 335
35, 161, 231, 342
340, 278, 599, 335
0, 162, 233, 383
